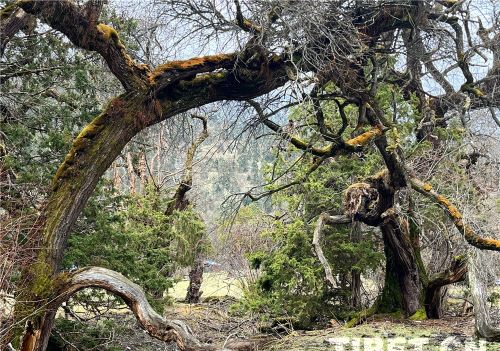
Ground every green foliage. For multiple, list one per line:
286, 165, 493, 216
238, 219, 330, 329
238, 101, 385, 327
64, 183, 208, 310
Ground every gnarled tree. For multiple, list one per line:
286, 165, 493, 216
1, 0, 500, 350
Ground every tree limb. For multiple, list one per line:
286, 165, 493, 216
52, 267, 216, 351
0, 5, 30, 57
425, 255, 467, 318
17, 0, 150, 91
312, 213, 353, 287
410, 177, 500, 251
247, 99, 383, 157
165, 114, 208, 214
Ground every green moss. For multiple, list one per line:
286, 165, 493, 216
460, 83, 485, 97
409, 308, 427, 321
96, 23, 120, 43
51, 115, 106, 189
345, 305, 377, 328
178, 71, 228, 89
30, 260, 54, 297
377, 264, 404, 313
77, 120, 105, 139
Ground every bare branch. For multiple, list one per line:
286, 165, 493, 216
313, 213, 353, 288
165, 114, 209, 214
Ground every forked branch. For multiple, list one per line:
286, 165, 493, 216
165, 114, 208, 214
247, 99, 383, 157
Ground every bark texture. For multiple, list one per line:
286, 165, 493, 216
378, 215, 422, 316
424, 256, 467, 319
0, 7, 30, 57
22, 267, 215, 351
185, 255, 204, 304
469, 253, 500, 341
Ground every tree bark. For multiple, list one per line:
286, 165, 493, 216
469, 252, 500, 341
0, 7, 30, 57
377, 215, 422, 316
350, 221, 362, 308
21, 267, 216, 351
186, 255, 204, 304
424, 255, 467, 319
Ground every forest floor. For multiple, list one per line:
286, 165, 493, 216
51, 273, 500, 350
83, 304, 500, 350
267, 317, 500, 350
161, 299, 500, 351
164, 274, 500, 350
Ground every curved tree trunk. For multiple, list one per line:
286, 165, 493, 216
21, 267, 215, 351
424, 256, 467, 319
6, 21, 288, 350
469, 252, 500, 341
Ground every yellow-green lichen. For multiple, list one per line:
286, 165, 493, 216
29, 260, 54, 297
346, 127, 383, 147
461, 83, 485, 98
97, 23, 120, 43
152, 54, 235, 82
177, 71, 228, 89
51, 115, 106, 189
409, 309, 427, 321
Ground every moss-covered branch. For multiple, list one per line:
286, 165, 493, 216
247, 99, 383, 157
17, 0, 150, 91
410, 178, 500, 251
